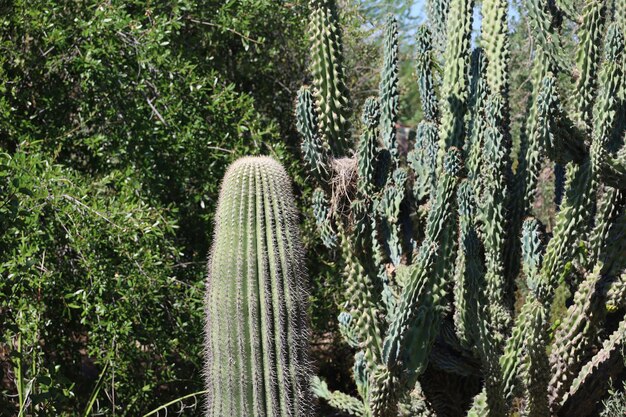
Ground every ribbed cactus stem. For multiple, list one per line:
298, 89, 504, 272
519, 219, 550, 417
522, 74, 556, 213
453, 180, 482, 349
593, 24, 624, 182
522, 301, 550, 417
526, 0, 566, 73
204, 156, 312, 417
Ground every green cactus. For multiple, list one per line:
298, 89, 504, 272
379, 15, 400, 158
426, 0, 450, 51
294, 0, 626, 415
308, 0, 352, 155
204, 156, 312, 417
409, 26, 439, 201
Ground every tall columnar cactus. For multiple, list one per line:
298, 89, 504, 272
204, 156, 312, 417
297, 0, 626, 415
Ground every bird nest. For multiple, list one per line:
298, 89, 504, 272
329, 157, 358, 216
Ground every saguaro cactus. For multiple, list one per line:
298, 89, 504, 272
204, 156, 312, 417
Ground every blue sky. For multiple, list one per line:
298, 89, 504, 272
404, 0, 522, 42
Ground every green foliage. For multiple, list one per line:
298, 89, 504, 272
0, 0, 316, 415
601, 381, 626, 417
0, 145, 189, 415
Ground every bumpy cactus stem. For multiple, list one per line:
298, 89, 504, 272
308, 0, 352, 155
205, 156, 312, 417
437, 0, 474, 163
410, 26, 440, 201
379, 15, 400, 158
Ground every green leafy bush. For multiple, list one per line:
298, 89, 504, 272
0, 0, 314, 415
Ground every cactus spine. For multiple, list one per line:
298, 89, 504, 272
297, 0, 626, 415
204, 157, 312, 417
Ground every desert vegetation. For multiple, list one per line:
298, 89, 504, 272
1, 0, 625, 416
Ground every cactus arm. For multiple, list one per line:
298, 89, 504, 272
466, 48, 488, 189
548, 265, 606, 411
308, 0, 352, 155
338, 224, 384, 375
312, 187, 337, 249
410, 26, 440, 200
526, 0, 567, 73
595, 202, 626, 277
437, 0, 475, 162
581, 24, 624, 264
453, 180, 482, 349
480, 0, 510, 103
409, 122, 439, 201
382, 148, 462, 382
572, 0, 608, 132
358, 98, 381, 196
522, 302, 551, 417
415, 26, 440, 123
588, 188, 624, 267
205, 157, 311, 417
312, 376, 367, 417
427, 0, 450, 50
562, 318, 626, 408
521, 75, 556, 213
379, 15, 400, 159
592, 24, 625, 186
519, 220, 550, 417
477, 96, 514, 346
297, 87, 331, 184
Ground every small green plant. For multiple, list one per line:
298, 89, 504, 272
601, 381, 626, 417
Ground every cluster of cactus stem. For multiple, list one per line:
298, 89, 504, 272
297, 0, 626, 415
204, 157, 312, 417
